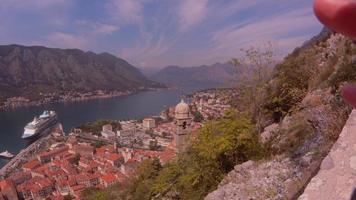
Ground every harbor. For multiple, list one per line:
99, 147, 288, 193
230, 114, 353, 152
0, 87, 237, 199
0, 124, 64, 178
0, 87, 207, 168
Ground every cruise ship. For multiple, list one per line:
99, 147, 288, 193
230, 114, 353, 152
22, 111, 58, 139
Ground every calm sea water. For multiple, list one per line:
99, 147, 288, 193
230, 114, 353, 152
0, 87, 203, 167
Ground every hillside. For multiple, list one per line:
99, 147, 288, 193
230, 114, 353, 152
0, 44, 163, 101
206, 30, 356, 199
149, 63, 236, 88
84, 29, 356, 200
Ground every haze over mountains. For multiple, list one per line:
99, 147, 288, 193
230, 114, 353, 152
0, 44, 163, 101
148, 63, 237, 88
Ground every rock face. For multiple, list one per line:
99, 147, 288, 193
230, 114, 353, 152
299, 110, 356, 200
206, 30, 355, 200
205, 158, 299, 200
0, 44, 163, 100
260, 123, 279, 144
206, 89, 351, 200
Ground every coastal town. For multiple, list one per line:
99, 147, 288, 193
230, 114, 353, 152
0, 89, 157, 111
0, 89, 236, 200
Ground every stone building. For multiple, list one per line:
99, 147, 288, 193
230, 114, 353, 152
173, 99, 192, 152
101, 124, 116, 139
143, 118, 156, 130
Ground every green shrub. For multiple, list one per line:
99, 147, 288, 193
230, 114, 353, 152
328, 60, 356, 88
264, 57, 312, 121
85, 111, 265, 200
193, 111, 204, 122
78, 119, 121, 136
272, 116, 314, 155
82, 188, 110, 200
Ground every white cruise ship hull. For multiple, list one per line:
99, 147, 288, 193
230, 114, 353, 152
22, 111, 58, 140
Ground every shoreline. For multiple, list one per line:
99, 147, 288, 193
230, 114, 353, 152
0, 88, 166, 112
0, 87, 233, 179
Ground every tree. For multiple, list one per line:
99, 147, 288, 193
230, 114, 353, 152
162, 132, 170, 138
78, 119, 121, 136
231, 43, 276, 131
63, 195, 74, 200
73, 153, 81, 165
145, 129, 154, 137
193, 111, 204, 122
92, 141, 105, 148
81, 188, 110, 200
149, 139, 159, 150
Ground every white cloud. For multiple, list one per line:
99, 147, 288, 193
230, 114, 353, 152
45, 32, 89, 49
76, 20, 119, 36
210, 0, 259, 21
178, 0, 209, 31
208, 8, 321, 60
107, 0, 143, 25
94, 24, 119, 35
119, 31, 177, 67
0, 0, 71, 11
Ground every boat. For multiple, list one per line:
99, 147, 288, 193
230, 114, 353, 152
22, 110, 58, 139
0, 150, 14, 159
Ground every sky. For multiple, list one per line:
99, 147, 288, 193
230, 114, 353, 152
0, 0, 323, 68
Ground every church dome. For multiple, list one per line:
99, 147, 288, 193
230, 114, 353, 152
175, 99, 190, 119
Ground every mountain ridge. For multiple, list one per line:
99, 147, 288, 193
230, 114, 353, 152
149, 62, 236, 89
0, 44, 163, 102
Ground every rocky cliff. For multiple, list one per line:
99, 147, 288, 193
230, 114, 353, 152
206, 31, 356, 199
0, 44, 163, 101
299, 109, 356, 200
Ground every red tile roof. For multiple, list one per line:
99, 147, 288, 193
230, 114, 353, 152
52, 195, 65, 200
38, 146, 69, 158
22, 159, 41, 170
101, 173, 117, 183
76, 173, 89, 182
71, 184, 86, 192
106, 153, 123, 161
159, 148, 176, 164
88, 173, 101, 180
0, 179, 14, 191
36, 178, 53, 188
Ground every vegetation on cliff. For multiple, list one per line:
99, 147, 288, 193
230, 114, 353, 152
206, 32, 356, 199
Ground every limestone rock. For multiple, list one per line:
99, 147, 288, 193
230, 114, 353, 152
260, 123, 279, 144
205, 87, 351, 200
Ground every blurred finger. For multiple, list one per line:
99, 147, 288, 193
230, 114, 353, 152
341, 84, 356, 108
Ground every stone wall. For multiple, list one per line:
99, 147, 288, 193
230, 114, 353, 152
299, 109, 356, 200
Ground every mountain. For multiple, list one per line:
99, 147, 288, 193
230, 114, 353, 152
140, 67, 161, 77
0, 44, 163, 101
149, 63, 236, 88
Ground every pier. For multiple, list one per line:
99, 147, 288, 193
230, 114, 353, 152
0, 124, 64, 178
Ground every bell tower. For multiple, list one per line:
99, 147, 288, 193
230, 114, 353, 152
174, 99, 192, 152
